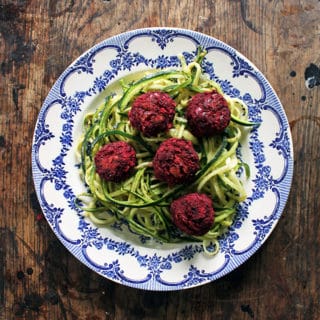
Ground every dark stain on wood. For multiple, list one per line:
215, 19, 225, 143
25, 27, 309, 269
26, 267, 34, 275
12, 83, 26, 109
0, 136, 5, 148
240, 0, 263, 34
16, 270, 25, 280
289, 115, 320, 131
29, 191, 42, 214
13, 292, 44, 316
44, 289, 60, 305
24, 292, 44, 312
305, 63, 320, 89
290, 70, 297, 77
241, 304, 255, 318
0, 2, 35, 74
48, 0, 75, 18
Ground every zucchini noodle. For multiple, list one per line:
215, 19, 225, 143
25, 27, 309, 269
76, 48, 256, 255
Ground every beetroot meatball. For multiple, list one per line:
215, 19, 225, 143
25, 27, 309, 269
153, 138, 200, 186
170, 193, 214, 236
129, 91, 176, 137
94, 141, 136, 183
186, 90, 231, 137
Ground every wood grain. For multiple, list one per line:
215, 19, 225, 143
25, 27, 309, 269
1, 0, 320, 319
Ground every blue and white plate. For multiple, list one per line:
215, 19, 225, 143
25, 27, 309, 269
32, 28, 293, 291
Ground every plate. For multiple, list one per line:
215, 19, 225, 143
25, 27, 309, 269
32, 28, 293, 291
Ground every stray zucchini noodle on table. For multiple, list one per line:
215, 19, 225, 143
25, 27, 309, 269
76, 47, 258, 256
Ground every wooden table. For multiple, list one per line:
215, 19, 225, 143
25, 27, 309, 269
1, 1, 319, 319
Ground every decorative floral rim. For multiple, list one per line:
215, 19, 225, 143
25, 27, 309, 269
32, 28, 293, 291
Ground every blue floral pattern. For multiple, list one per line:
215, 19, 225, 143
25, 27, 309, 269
32, 28, 293, 291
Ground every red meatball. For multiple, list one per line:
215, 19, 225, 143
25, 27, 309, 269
186, 90, 231, 137
170, 193, 215, 236
94, 141, 136, 183
129, 91, 176, 137
153, 138, 200, 186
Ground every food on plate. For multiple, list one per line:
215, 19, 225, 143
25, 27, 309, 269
76, 47, 257, 255
170, 193, 214, 236
186, 90, 231, 137
94, 141, 137, 183
129, 91, 176, 137
153, 138, 200, 186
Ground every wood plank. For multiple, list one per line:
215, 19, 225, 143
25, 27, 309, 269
1, 0, 319, 318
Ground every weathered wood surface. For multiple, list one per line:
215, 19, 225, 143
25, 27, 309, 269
1, 0, 320, 319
